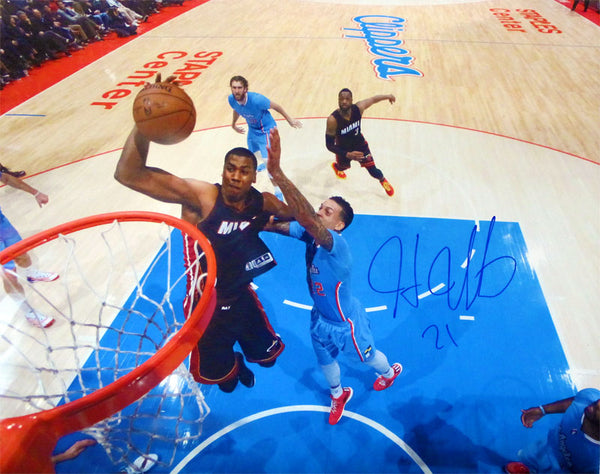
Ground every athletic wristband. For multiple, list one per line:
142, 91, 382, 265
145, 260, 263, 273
325, 134, 348, 158
538, 405, 546, 415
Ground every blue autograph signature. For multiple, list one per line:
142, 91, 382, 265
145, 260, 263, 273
367, 217, 517, 319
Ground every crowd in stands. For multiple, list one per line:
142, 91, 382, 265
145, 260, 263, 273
0, 0, 185, 89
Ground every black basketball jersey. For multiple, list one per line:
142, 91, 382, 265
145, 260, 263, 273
198, 184, 276, 297
333, 104, 365, 149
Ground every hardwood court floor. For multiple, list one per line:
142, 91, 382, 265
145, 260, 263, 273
0, 0, 598, 471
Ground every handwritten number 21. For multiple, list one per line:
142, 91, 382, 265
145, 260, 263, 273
421, 324, 458, 350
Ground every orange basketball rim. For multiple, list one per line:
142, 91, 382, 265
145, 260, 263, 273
0, 211, 217, 473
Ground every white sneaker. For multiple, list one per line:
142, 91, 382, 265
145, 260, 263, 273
26, 270, 59, 283
25, 310, 55, 328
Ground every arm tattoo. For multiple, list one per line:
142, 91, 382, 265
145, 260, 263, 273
275, 173, 333, 250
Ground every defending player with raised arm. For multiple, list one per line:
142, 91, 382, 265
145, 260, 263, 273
115, 74, 294, 394
326, 88, 395, 196
265, 128, 403, 425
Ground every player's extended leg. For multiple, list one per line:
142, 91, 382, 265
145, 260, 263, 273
2, 266, 55, 328
357, 145, 394, 196
0, 214, 56, 327
321, 361, 353, 425
253, 132, 284, 201
237, 286, 285, 367
218, 353, 255, 392
347, 310, 402, 391
311, 314, 353, 425
360, 158, 394, 196
188, 304, 252, 393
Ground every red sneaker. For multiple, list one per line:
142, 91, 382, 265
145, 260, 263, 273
380, 178, 394, 196
373, 363, 403, 391
329, 387, 353, 425
331, 162, 347, 179
503, 462, 530, 474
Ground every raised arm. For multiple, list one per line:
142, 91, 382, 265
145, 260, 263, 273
355, 94, 396, 115
114, 126, 213, 214
267, 128, 333, 250
270, 101, 302, 129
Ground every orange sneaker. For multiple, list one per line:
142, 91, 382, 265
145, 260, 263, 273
381, 179, 394, 196
331, 162, 347, 179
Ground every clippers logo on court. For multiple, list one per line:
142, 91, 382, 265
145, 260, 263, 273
342, 15, 422, 80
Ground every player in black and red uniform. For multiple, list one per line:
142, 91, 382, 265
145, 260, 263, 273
180, 154, 290, 393
326, 88, 395, 196
115, 78, 294, 392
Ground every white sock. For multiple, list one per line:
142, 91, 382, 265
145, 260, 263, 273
383, 366, 395, 378
330, 384, 343, 399
321, 361, 341, 395
5, 292, 33, 314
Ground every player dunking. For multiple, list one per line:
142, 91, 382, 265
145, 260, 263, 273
265, 128, 402, 425
326, 88, 395, 196
115, 75, 294, 393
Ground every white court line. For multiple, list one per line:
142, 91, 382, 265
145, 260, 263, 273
284, 300, 388, 314
170, 405, 432, 474
418, 283, 445, 299
459, 315, 475, 321
283, 299, 312, 310
461, 249, 476, 269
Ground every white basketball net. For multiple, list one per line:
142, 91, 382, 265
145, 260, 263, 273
0, 217, 212, 472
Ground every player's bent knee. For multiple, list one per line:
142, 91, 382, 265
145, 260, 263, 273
218, 378, 238, 393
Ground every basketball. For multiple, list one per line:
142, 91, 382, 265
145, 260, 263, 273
132, 82, 196, 145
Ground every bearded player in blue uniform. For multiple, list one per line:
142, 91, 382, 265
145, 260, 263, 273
265, 128, 402, 425
505, 388, 600, 473
228, 75, 302, 199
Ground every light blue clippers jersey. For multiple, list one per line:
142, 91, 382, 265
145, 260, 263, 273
228, 91, 276, 131
550, 388, 600, 473
289, 221, 359, 323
